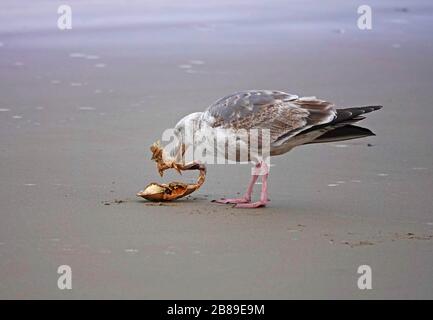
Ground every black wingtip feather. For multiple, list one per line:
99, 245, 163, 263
307, 124, 376, 144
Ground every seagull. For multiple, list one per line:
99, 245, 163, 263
166, 90, 382, 208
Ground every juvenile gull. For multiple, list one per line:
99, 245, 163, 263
164, 90, 382, 208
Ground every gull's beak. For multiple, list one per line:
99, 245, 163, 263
157, 162, 165, 177
173, 163, 182, 175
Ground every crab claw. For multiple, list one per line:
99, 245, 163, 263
150, 141, 162, 160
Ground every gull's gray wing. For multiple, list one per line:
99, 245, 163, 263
202, 90, 336, 145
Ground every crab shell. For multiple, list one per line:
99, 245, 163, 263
136, 182, 197, 202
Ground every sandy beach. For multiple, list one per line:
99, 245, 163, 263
1, 0, 433, 299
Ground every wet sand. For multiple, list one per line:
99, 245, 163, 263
1, 0, 433, 298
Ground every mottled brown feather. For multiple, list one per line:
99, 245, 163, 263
203, 90, 336, 145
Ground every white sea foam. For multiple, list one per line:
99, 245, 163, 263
85, 55, 100, 60
178, 64, 192, 69
69, 52, 85, 58
189, 60, 204, 65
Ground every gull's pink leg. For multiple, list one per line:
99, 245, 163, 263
234, 162, 269, 208
213, 173, 258, 204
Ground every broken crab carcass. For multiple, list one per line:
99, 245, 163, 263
137, 142, 206, 202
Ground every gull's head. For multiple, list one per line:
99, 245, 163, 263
168, 112, 203, 160
174, 112, 203, 134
